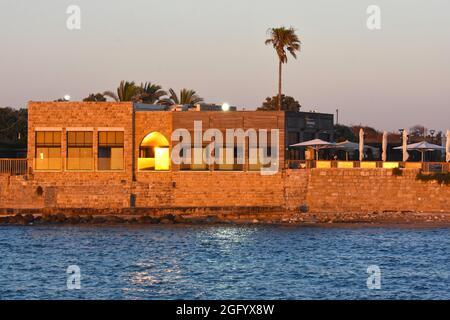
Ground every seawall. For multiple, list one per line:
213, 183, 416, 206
1, 169, 449, 223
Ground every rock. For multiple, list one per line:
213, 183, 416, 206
137, 216, 160, 224
160, 218, 174, 224
127, 218, 138, 224
23, 214, 34, 224
105, 216, 124, 224
92, 216, 106, 224
33, 216, 43, 224
80, 215, 93, 223
55, 213, 66, 223
174, 215, 187, 224
161, 214, 176, 222
68, 215, 81, 224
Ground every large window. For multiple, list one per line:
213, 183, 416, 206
35, 131, 62, 170
214, 146, 244, 171
138, 132, 170, 171
98, 131, 124, 170
67, 131, 93, 171
180, 144, 208, 171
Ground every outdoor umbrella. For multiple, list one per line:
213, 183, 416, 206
382, 131, 388, 162
290, 139, 334, 160
359, 128, 364, 161
394, 141, 445, 162
446, 130, 450, 162
402, 129, 409, 162
328, 140, 378, 161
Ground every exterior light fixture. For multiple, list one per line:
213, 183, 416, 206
222, 103, 230, 112
64, 95, 71, 101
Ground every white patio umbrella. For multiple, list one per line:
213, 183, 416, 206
402, 129, 409, 162
382, 131, 388, 162
328, 140, 378, 161
394, 141, 445, 162
446, 130, 450, 162
359, 128, 364, 161
290, 139, 334, 160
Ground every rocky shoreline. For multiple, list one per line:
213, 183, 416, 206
0, 211, 449, 226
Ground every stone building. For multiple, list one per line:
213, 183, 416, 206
27, 102, 334, 176
1, 101, 448, 215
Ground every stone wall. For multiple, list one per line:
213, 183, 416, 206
2, 169, 449, 214
303, 169, 450, 213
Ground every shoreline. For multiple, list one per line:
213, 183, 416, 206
1, 211, 449, 227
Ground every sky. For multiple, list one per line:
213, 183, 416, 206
0, 0, 449, 132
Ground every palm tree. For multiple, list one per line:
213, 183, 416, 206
161, 88, 204, 106
265, 27, 301, 110
104, 81, 142, 102
139, 82, 167, 104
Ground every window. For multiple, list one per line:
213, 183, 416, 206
35, 131, 62, 170
179, 146, 207, 171
98, 131, 124, 170
248, 132, 274, 171
138, 132, 170, 171
214, 146, 244, 171
67, 131, 93, 171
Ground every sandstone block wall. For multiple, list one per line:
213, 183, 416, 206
303, 169, 450, 213
2, 168, 448, 213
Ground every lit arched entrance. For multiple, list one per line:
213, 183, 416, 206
138, 132, 170, 171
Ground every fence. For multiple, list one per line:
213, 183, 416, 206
0, 159, 28, 175
286, 160, 450, 173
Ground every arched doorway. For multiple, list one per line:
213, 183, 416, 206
138, 132, 170, 171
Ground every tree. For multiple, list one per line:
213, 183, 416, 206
334, 124, 356, 142
257, 94, 301, 111
160, 88, 204, 106
265, 27, 301, 110
104, 81, 142, 102
83, 93, 107, 102
0, 107, 27, 146
409, 124, 427, 141
139, 82, 167, 104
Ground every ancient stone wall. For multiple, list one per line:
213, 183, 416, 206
2, 169, 449, 214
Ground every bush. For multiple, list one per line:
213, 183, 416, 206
392, 168, 403, 176
416, 172, 450, 185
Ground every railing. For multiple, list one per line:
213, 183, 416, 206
0, 159, 28, 175
286, 160, 450, 173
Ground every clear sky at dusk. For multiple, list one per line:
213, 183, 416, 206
0, 0, 449, 132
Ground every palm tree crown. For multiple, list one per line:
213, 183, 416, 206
104, 81, 142, 102
162, 88, 204, 106
265, 27, 301, 110
139, 82, 167, 104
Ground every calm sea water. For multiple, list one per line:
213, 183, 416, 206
0, 225, 448, 300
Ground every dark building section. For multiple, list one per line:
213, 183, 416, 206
285, 111, 334, 160
0, 143, 27, 158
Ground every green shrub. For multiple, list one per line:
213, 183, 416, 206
392, 167, 403, 176
416, 172, 450, 185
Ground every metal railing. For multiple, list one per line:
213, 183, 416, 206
286, 160, 450, 173
0, 159, 28, 175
